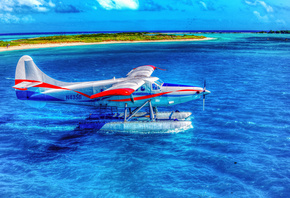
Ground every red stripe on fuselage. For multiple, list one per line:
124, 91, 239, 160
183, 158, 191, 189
90, 88, 134, 99
13, 87, 28, 91
108, 88, 199, 102
15, 79, 68, 90
14, 80, 198, 102
109, 91, 172, 102
15, 79, 38, 84
73, 90, 91, 98
34, 83, 69, 90
14, 79, 91, 98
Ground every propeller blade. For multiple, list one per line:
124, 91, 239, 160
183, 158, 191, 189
203, 94, 205, 111
203, 80, 206, 111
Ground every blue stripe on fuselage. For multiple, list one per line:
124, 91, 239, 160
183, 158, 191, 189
16, 91, 64, 101
162, 83, 196, 87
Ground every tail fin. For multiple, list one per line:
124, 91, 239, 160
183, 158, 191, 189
13, 55, 69, 101
14, 55, 65, 88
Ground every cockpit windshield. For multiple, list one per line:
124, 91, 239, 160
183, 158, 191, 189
152, 83, 160, 90
155, 79, 164, 86
152, 79, 164, 90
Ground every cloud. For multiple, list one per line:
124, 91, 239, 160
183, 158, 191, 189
0, 0, 14, 11
272, 4, 290, 12
55, 4, 81, 13
0, 13, 34, 23
275, 19, 286, 26
245, 1, 278, 23
253, 10, 269, 22
245, 0, 273, 13
197, 0, 216, 11
140, 0, 164, 11
139, 0, 178, 11
245, 0, 256, 6
0, 13, 20, 23
0, 0, 51, 24
0, 0, 81, 14
258, 1, 273, 12
199, 1, 207, 10
48, 0, 55, 8
0, 0, 55, 13
96, 0, 139, 10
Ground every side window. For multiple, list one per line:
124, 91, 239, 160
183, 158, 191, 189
152, 83, 160, 90
141, 86, 145, 91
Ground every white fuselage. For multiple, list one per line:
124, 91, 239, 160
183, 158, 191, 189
16, 76, 210, 108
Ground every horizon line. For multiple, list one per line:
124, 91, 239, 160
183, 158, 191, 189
0, 30, 283, 36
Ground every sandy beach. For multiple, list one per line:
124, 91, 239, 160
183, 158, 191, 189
0, 37, 215, 52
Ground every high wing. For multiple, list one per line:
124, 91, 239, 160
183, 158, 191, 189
126, 65, 157, 78
90, 78, 145, 99
90, 65, 157, 99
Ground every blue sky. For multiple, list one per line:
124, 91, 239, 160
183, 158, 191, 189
0, 0, 289, 33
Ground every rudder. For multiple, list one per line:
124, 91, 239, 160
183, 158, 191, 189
13, 55, 69, 101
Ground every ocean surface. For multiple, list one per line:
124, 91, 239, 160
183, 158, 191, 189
0, 33, 289, 197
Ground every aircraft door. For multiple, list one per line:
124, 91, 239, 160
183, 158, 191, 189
151, 81, 162, 105
93, 84, 107, 106
151, 83, 161, 93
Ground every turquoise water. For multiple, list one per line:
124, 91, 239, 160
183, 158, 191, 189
0, 33, 290, 197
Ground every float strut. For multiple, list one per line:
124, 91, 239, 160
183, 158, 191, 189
124, 103, 128, 122
149, 100, 155, 121
127, 100, 150, 121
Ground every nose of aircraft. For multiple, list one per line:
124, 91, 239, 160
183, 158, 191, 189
161, 82, 210, 96
204, 89, 211, 95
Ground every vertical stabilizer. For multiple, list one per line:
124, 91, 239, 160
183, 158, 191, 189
13, 55, 71, 102
24, 58, 43, 82
14, 55, 68, 87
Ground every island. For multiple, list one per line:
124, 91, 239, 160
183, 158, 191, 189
0, 32, 210, 51
258, 30, 290, 34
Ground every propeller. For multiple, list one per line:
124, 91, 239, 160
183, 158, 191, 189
203, 80, 206, 111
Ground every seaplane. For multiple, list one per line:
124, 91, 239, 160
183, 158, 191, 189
13, 55, 210, 132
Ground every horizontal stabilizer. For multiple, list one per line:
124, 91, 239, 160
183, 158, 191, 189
13, 81, 42, 90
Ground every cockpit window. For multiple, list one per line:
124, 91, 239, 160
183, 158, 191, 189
140, 85, 145, 91
155, 79, 164, 86
152, 83, 160, 90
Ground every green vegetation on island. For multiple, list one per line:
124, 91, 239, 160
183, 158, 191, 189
0, 32, 206, 47
258, 30, 290, 34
